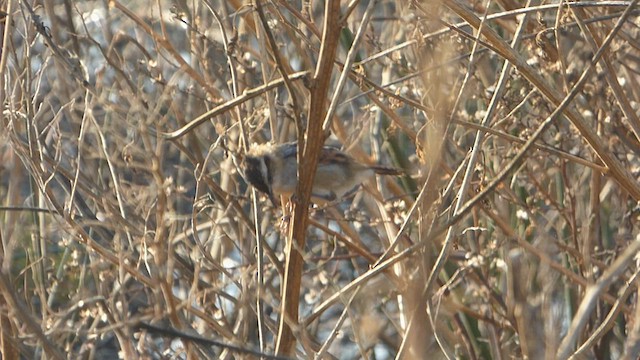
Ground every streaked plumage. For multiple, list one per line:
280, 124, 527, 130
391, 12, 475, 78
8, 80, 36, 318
240, 142, 401, 205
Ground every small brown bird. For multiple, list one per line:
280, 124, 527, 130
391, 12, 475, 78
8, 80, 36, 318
240, 142, 401, 205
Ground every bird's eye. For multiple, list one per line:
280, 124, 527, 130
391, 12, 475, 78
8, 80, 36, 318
243, 157, 271, 195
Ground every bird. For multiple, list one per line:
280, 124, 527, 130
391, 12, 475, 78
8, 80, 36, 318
239, 142, 401, 205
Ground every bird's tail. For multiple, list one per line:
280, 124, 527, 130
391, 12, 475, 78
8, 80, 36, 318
371, 165, 403, 176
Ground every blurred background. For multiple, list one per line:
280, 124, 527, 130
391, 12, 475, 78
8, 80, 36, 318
1, 0, 640, 359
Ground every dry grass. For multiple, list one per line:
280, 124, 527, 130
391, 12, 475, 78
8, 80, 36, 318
1, 0, 640, 359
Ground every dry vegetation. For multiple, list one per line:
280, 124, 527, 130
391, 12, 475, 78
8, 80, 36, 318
2, 0, 640, 359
